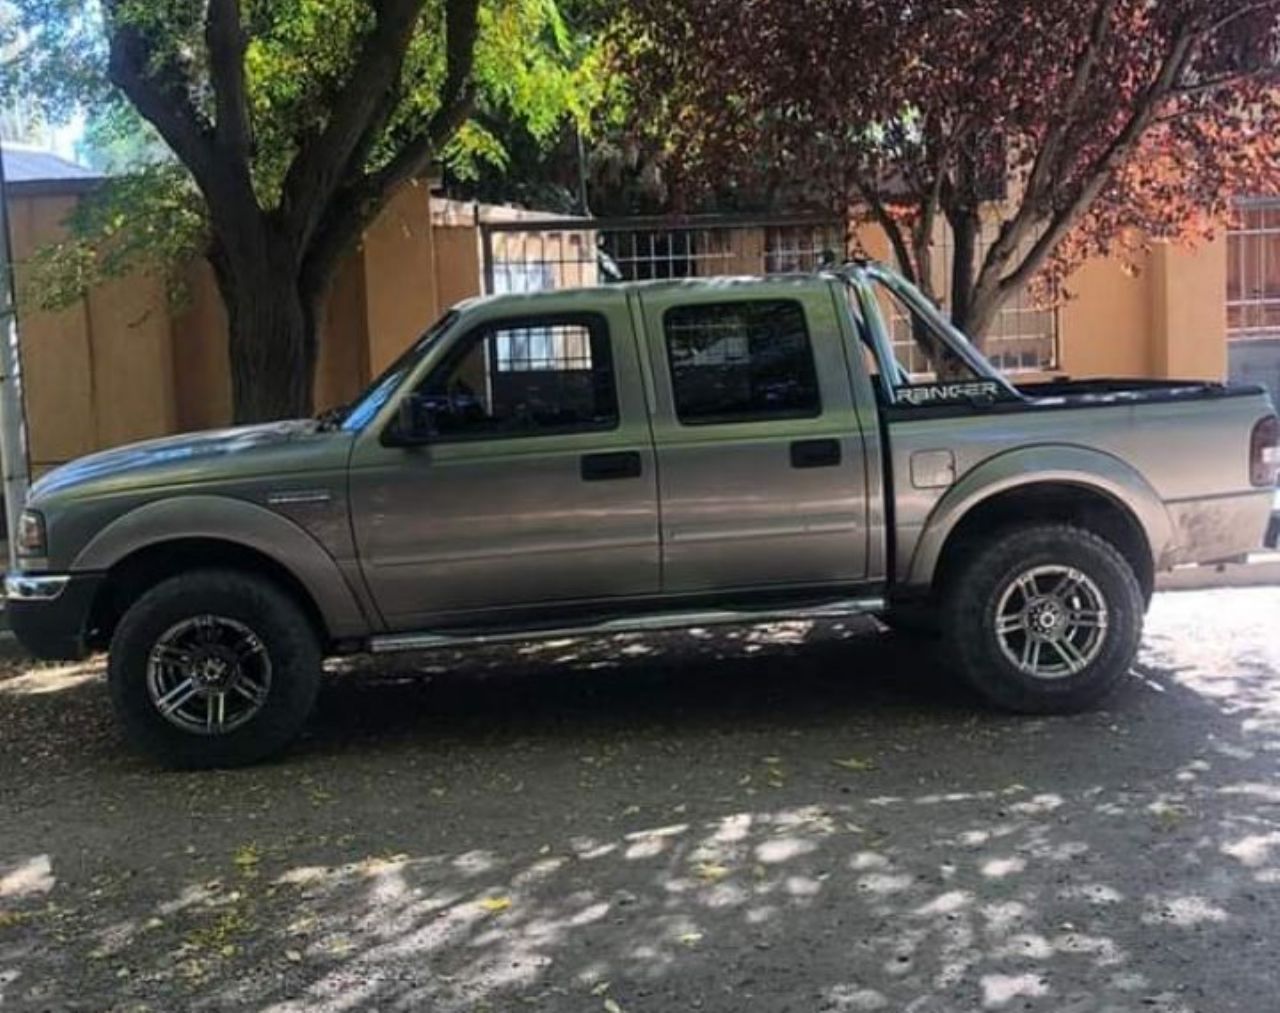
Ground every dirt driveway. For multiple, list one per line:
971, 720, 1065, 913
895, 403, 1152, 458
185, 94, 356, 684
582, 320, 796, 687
2, 587, 1279, 1013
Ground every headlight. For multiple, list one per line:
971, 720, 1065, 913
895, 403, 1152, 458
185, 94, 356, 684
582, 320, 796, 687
15, 509, 46, 558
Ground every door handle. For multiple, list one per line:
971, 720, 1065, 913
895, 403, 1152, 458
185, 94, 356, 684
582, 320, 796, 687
581, 451, 643, 481
790, 438, 842, 469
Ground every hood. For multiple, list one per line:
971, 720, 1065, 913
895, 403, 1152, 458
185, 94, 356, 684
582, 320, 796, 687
30, 420, 327, 501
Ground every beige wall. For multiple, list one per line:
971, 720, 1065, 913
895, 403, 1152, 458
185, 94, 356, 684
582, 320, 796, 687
10, 185, 1232, 470
11, 192, 177, 472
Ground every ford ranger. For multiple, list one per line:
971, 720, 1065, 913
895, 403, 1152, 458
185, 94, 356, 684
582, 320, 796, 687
7, 263, 1277, 767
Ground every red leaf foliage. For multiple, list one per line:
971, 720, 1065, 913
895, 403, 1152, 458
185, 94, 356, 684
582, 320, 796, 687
615, 0, 1280, 338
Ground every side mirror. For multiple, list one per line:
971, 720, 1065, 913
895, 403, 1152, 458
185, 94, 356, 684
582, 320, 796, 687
382, 394, 438, 447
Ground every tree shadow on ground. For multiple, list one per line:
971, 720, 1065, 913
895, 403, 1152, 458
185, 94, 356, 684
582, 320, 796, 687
1, 589, 1278, 1012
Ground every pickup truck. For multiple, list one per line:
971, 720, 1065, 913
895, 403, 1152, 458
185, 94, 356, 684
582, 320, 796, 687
7, 263, 1277, 768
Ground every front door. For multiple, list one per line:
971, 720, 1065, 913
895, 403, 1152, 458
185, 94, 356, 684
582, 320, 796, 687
637, 283, 872, 593
349, 294, 660, 629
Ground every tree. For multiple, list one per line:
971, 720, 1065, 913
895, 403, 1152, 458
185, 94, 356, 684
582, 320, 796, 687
617, 0, 1280, 345
2, 0, 597, 421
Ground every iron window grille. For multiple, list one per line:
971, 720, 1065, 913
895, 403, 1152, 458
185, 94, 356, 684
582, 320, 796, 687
1228, 197, 1280, 341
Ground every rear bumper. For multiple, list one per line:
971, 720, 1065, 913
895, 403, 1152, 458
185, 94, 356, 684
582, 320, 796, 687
5, 572, 103, 661
1164, 491, 1276, 567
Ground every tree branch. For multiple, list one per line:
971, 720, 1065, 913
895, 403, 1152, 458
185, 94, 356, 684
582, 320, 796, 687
104, 4, 215, 189
855, 180, 917, 284
993, 25, 1202, 301
297, 0, 481, 301
205, 0, 252, 162
975, 0, 1118, 303
279, 0, 427, 246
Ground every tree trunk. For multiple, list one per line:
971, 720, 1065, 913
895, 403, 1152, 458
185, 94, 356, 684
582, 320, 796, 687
956, 284, 1007, 352
209, 241, 320, 424
949, 208, 980, 345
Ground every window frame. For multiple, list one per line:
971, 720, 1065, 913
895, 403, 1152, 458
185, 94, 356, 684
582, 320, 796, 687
385, 310, 621, 445
660, 297, 824, 427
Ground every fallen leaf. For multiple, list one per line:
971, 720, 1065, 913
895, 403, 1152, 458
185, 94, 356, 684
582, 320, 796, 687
285, 949, 303, 963
233, 845, 260, 869
678, 931, 704, 945
480, 896, 512, 913
695, 862, 730, 883
833, 757, 876, 772
603, 999, 623, 1013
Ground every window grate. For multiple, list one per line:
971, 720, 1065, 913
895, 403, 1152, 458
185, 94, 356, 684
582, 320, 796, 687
494, 324, 594, 373
1228, 197, 1280, 341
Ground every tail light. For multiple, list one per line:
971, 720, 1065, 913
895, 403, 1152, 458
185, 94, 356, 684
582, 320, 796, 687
1252, 414, 1280, 488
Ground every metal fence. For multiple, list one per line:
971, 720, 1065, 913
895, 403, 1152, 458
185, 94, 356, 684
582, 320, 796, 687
478, 212, 1058, 374
1228, 197, 1280, 340
479, 213, 846, 295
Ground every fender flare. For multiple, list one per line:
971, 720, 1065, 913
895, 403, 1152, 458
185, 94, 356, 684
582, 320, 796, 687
905, 444, 1174, 588
73, 495, 369, 638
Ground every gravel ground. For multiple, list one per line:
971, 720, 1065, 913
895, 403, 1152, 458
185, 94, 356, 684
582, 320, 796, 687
1, 587, 1279, 1013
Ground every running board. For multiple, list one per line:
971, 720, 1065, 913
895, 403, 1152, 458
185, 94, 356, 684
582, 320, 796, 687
367, 597, 886, 654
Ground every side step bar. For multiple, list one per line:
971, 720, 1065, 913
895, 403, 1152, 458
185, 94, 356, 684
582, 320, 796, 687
367, 597, 887, 654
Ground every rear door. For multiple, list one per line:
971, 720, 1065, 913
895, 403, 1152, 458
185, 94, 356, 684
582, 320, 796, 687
636, 281, 872, 593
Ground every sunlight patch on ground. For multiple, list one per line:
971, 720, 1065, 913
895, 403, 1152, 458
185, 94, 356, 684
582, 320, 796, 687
0, 855, 54, 899
0, 659, 102, 696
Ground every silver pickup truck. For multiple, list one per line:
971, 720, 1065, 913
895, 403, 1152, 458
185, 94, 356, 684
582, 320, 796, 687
7, 263, 1277, 767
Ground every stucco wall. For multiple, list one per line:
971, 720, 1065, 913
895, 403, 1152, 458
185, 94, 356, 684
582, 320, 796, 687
11, 191, 176, 472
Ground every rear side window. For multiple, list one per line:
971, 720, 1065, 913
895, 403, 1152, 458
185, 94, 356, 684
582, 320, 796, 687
663, 300, 821, 424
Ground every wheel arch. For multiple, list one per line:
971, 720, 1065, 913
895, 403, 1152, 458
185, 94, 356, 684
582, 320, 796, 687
76, 496, 371, 648
909, 447, 1171, 602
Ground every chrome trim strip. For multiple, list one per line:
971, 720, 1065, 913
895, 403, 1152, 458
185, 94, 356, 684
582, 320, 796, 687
4, 574, 71, 602
368, 597, 886, 654
266, 489, 332, 506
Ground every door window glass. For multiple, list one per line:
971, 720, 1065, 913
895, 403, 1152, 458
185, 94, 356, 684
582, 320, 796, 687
663, 300, 820, 424
406, 315, 618, 439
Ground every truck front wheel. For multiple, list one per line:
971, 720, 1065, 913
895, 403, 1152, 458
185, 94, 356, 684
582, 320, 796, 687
941, 523, 1144, 714
108, 570, 322, 768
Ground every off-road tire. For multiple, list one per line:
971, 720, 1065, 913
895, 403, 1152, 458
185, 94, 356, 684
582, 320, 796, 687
941, 523, 1143, 714
108, 569, 321, 768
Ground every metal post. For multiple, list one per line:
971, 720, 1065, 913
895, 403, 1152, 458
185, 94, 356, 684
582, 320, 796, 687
0, 148, 31, 571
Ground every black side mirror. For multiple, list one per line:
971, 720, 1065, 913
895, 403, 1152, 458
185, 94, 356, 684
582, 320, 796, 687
383, 394, 438, 447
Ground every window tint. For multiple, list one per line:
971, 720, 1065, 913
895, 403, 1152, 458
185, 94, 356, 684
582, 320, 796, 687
407, 315, 617, 439
663, 300, 820, 424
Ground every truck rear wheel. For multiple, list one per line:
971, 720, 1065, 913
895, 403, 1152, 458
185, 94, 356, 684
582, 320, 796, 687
108, 570, 322, 769
941, 523, 1143, 714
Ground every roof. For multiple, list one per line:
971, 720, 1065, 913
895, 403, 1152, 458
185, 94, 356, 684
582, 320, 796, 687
2, 143, 102, 196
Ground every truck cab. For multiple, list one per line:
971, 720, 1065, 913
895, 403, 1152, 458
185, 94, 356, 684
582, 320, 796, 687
8, 264, 1277, 767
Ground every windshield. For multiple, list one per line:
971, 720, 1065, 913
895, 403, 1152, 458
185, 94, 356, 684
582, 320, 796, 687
339, 312, 457, 431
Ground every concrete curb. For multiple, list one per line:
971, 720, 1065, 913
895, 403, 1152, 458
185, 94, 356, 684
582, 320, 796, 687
1155, 554, 1280, 593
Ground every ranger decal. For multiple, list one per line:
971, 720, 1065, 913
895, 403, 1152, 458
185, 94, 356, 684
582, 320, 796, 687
895, 380, 1003, 406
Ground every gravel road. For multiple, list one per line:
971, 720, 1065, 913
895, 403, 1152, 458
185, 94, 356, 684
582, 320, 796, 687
2, 586, 1278, 1012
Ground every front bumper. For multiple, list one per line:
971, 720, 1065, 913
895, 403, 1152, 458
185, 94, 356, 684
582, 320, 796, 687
5, 572, 103, 660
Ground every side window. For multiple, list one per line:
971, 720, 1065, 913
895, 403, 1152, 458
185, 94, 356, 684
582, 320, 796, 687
663, 300, 821, 424
407, 315, 618, 439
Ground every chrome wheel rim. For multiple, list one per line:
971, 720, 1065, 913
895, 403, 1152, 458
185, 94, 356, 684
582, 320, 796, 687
994, 565, 1108, 680
145, 616, 272, 735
